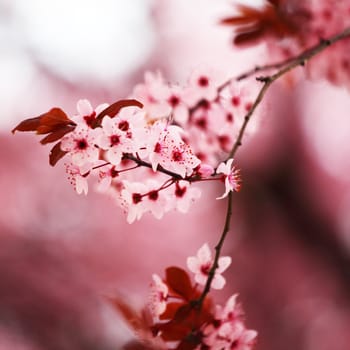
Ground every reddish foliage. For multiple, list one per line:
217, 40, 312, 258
109, 297, 153, 335
12, 107, 75, 139
221, 2, 298, 46
165, 267, 194, 300
111, 265, 215, 350
93, 99, 143, 127
49, 141, 68, 166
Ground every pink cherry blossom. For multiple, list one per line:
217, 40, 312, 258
60, 124, 101, 167
148, 274, 169, 318
186, 243, 231, 289
215, 294, 242, 322
166, 84, 190, 124
132, 71, 172, 120
171, 181, 201, 213
72, 99, 109, 127
216, 158, 241, 199
120, 180, 148, 224
96, 164, 119, 192
64, 161, 89, 195
147, 121, 201, 178
97, 116, 134, 165
184, 66, 219, 107
204, 321, 257, 350
143, 180, 171, 220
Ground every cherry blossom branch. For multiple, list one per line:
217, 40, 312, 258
228, 26, 350, 160
123, 154, 183, 179
195, 26, 350, 310
195, 191, 233, 307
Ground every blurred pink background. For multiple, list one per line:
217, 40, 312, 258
1, 1, 350, 349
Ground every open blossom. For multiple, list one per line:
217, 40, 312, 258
148, 274, 169, 318
184, 66, 219, 107
147, 121, 201, 178
142, 180, 171, 220
132, 71, 172, 121
216, 158, 241, 199
65, 161, 90, 195
187, 243, 231, 289
215, 294, 242, 322
171, 181, 201, 213
72, 99, 109, 127
60, 124, 101, 167
204, 321, 257, 350
120, 180, 148, 224
97, 116, 134, 165
166, 84, 189, 124
201, 294, 257, 350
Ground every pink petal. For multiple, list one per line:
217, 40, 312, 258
212, 274, 226, 290
217, 256, 232, 273
197, 243, 212, 264
77, 99, 93, 116
186, 257, 200, 273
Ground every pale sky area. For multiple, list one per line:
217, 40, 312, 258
0, 0, 155, 127
0, 0, 265, 128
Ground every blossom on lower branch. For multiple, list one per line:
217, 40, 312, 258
111, 244, 257, 350
187, 243, 231, 289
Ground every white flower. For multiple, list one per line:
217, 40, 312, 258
216, 158, 241, 199
186, 243, 231, 289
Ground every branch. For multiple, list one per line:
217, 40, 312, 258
195, 26, 350, 309
123, 154, 183, 179
229, 27, 350, 160
195, 191, 233, 307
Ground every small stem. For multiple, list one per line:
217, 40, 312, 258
228, 26, 350, 160
194, 26, 350, 310
123, 154, 183, 179
195, 191, 233, 307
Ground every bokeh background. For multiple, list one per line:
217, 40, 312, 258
1, 0, 350, 349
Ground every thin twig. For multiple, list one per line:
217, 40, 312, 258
195, 26, 350, 309
229, 27, 350, 160
195, 191, 233, 307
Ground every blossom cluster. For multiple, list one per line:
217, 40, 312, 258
132, 69, 257, 167
222, 0, 350, 88
113, 244, 257, 350
12, 67, 249, 223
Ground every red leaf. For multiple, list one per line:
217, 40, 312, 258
221, 3, 297, 46
176, 338, 200, 350
234, 27, 265, 46
94, 99, 143, 126
159, 302, 184, 321
12, 108, 73, 136
12, 117, 41, 133
40, 125, 75, 145
37, 108, 71, 134
156, 321, 189, 341
108, 296, 152, 335
123, 341, 154, 350
49, 142, 68, 166
165, 267, 193, 300
172, 304, 193, 323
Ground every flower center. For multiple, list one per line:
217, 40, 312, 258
76, 139, 88, 150
172, 150, 183, 162
110, 134, 120, 146
148, 190, 159, 201
118, 120, 129, 131
132, 193, 142, 204
198, 76, 209, 87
